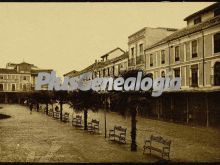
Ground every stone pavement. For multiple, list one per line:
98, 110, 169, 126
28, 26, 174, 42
0, 104, 158, 163
1, 104, 220, 162
62, 103, 220, 162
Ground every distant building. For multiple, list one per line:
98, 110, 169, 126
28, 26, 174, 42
64, 47, 128, 79
0, 62, 53, 92
144, 2, 220, 91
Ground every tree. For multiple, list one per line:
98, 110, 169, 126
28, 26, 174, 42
53, 91, 69, 121
110, 69, 151, 151
69, 90, 101, 130
29, 91, 52, 114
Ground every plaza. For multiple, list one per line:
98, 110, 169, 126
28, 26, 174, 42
0, 104, 220, 162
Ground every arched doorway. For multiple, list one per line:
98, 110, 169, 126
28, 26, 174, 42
214, 62, 220, 86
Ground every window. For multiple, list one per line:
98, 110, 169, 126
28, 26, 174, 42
139, 44, 143, 55
194, 17, 201, 25
0, 75, 3, 80
191, 64, 198, 87
150, 54, 153, 67
214, 62, 220, 86
23, 84, 27, 91
0, 84, 3, 91
192, 40, 198, 58
175, 46, 180, 61
174, 68, 180, 77
161, 71, 165, 78
131, 47, 134, 58
12, 84, 15, 91
103, 69, 105, 77
161, 50, 165, 64
214, 8, 220, 17
214, 33, 220, 53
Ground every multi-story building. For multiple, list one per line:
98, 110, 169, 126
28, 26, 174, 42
65, 47, 128, 79
144, 2, 220, 90
0, 62, 53, 93
128, 27, 178, 70
94, 48, 128, 78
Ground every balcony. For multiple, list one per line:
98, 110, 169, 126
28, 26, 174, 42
136, 55, 145, 65
128, 58, 135, 67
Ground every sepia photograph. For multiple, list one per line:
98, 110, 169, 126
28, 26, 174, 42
0, 1, 220, 163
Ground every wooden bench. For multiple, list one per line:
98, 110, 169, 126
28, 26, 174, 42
109, 126, 126, 144
72, 115, 83, 127
53, 110, 60, 119
143, 135, 171, 160
87, 119, 99, 133
62, 112, 70, 122
48, 108, 54, 117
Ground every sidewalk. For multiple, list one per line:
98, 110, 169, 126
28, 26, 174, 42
0, 104, 157, 163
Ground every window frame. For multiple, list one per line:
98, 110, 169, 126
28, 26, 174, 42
191, 39, 198, 58
214, 8, 220, 17
174, 46, 180, 62
194, 16, 201, 25
161, 50, 165, 64
150, 54, 153, 67
214, 33, 220, 54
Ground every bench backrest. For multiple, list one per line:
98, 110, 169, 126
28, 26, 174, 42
114, 126, 126, 133
76, 115, 82, 119
151, 135, 171, 146
91, 119, 99, 125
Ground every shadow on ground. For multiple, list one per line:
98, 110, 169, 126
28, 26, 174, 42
0, 114, 11, 120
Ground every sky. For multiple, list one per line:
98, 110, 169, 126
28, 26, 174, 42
0, 2, 214, 76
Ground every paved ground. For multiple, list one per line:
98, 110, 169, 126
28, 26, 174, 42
1, 104, 220, 162
0, 104, 157, 163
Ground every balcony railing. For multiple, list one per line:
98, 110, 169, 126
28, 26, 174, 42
128, 58, 135, 66
136, 55, 145, 65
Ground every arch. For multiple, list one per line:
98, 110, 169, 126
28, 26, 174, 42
214, 62, 220, 86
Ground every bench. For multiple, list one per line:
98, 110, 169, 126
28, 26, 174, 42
53, 110, 60, 119
109, 126, 126, 144
143, 135, 171, 160
87, 119, 100, 133
48, 108, 54, 117
62, 112, 70, 122
72, 115, 83, 127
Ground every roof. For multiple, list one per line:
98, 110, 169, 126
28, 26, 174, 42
100, 47, 125, 58
0, 68, 17, 74
101, 51, 128, 66
31, 69, 53, 75
128, 27, 178, 39
146, 15, 220, 50
19, 62, 34, 66
63, 70, 78, 77
184, 2, 220, 21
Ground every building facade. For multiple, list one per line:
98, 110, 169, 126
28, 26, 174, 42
128, 27, 178, 70
0, 62, 53, 93
143, 2, 220, 91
